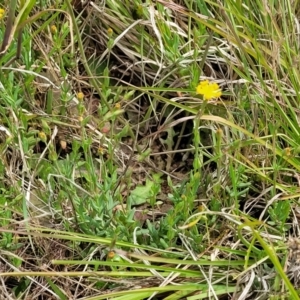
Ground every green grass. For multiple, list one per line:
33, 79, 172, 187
0, 0, 300, 299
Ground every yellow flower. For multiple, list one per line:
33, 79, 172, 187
77, 92, 84, 101
107, 28, 113, 37
50, 25, 57, 34
196, 80, 222, 100
38, 131, 47, 142
0, 8, 5, 20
